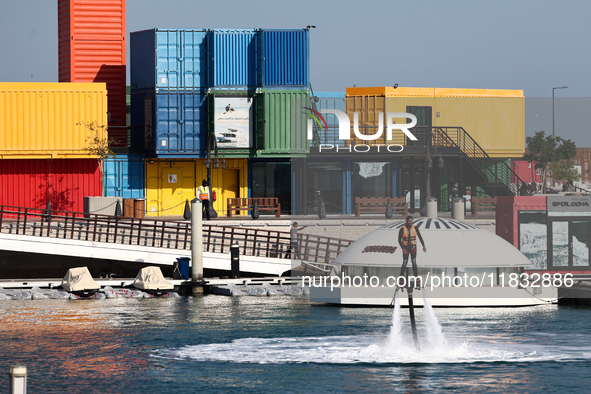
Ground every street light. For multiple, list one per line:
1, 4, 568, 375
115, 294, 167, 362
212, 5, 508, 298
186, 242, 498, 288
425, 129, 443, 207
552, 86, 567, 138
203, 131, 219, 219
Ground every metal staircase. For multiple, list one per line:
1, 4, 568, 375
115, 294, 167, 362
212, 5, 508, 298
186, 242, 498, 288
412, 126, 526, 196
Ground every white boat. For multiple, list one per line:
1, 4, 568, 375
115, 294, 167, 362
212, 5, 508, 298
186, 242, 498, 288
308, 217, 558, 306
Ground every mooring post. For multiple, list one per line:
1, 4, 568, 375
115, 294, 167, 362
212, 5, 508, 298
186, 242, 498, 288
9, 365, 27, 394
191, 198, 204, 295
230, 243, 240, 279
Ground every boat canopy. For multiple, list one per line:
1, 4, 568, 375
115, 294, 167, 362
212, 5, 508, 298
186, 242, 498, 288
133, 266, 174, 291
61, 267, 101, 292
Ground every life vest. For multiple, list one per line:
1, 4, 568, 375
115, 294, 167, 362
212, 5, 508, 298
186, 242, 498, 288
198, 186, 209, 200
402, 225, 417, 246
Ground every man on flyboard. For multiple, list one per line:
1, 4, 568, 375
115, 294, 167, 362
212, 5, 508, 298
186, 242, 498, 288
398, 215, 427, 291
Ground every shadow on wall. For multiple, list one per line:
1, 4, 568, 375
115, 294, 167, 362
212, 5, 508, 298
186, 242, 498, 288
33, 175, 78, 211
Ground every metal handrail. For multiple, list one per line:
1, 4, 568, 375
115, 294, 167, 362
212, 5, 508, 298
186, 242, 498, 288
0, 205, 354, 265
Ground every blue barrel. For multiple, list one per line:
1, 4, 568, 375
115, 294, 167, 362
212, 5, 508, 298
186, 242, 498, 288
176, 257, 191, 280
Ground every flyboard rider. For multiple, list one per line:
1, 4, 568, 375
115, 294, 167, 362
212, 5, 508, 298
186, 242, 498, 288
398, 215, 427, 291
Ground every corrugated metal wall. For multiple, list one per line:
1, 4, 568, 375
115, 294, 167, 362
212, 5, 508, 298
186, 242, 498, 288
209, 29, 260, 87
145, 158, 248, 216
104, 154, 145, 198
345, 87, 525, 158
0, 83, 108, 158
0, 158, 101, 212
131, 29, 208, 90
262, 30, 309, 87
131, 91, 208, 154
575, 148, 591, 183
260, 89, 309, 155
58, 0, 127, 146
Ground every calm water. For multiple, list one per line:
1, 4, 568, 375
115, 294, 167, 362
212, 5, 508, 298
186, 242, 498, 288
1, 295, 590, 393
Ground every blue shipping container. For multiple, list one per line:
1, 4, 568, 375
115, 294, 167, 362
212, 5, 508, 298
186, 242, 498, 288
131, 91, 208, 155
208, 29, 261, 87
105, 154, 146, 198
131, 29, 208, 90
262, 29, 309, 87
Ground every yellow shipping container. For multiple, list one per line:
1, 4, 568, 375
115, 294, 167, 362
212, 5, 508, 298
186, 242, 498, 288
0, 82, 108, 159
346, 87, 524, 158
145, 158, 248, 217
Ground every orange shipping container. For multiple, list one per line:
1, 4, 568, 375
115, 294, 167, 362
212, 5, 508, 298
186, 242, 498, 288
58, 0, 127, 146
0, 82, 108, 159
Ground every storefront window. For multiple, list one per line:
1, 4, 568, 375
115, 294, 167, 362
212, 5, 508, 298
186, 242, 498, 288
352, 162, 391, 201
251, 161, 291, 214
519, 211, 547, 269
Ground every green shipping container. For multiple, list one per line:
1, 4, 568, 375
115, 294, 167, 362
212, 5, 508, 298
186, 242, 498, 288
257, 89, 309, 157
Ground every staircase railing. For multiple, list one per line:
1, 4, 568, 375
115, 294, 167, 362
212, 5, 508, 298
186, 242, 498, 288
411, 126, 526, 195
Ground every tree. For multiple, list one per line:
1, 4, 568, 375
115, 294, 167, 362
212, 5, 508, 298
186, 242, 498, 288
524, 131, 577, 193
79, 121, 116, 196
548, 159, 581, 185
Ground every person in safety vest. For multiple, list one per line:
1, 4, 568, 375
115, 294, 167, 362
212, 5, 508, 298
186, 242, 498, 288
197, 179, 210, 220
398, 215, 426, 290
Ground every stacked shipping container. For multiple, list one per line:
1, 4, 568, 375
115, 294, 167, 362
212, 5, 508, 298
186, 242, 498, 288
58, 0, 127, 147
0, 83, 108, 212
130, 28, 310, 216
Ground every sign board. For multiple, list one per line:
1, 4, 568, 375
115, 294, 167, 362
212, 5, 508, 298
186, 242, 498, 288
167, 174, 178, 184
214, 97, 253, 148
547, 196, 591, 213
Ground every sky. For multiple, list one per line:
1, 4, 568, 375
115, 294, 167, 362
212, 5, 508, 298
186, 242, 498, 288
1, 0, 590, 145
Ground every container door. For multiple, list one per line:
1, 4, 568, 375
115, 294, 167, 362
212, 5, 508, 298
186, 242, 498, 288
161, 168, 183, 215
181, 31, 207, 89
222, 169, 239, 215
156, 30, 180, 89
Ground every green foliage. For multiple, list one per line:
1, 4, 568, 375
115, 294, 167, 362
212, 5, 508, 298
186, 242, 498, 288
80, 121, 116, 161
548, 159, 581, 183
78, 121, 116, 197
524, 130, 577, 169
524, 131, 577, 192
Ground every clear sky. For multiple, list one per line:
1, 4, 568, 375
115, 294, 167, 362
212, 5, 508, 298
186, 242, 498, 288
1, 0, 589, 145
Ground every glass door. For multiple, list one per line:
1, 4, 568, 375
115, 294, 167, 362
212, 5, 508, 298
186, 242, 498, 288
549, 219, 591, 269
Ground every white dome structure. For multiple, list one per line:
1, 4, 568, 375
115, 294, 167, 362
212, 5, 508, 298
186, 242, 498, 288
334, 217, 532, 268
309, 218, 557, 307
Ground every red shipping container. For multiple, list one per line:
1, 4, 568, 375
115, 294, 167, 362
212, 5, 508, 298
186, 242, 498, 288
0, 159, 101, 214
496, 196, 547, 248
58, 0, 127, 146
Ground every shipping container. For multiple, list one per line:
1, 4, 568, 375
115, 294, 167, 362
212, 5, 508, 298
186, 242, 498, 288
131, 29, 208, 91
131, 90, 208, 154
104, 154, 145, 198
311, 92, 346, 146
145, 158, 248, 216
256, 89, 309, 156
346, 87, 525, 158
0, 158, 101, 213
0, 83, 108, 159
261, 29, 309, 88
208, 29, 261, 87
496, 196, 547, 248
58, 0, 127, 146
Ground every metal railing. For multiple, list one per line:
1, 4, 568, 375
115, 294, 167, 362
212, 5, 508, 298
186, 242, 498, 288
0, 205, 353, 265
311, 122, 527, 196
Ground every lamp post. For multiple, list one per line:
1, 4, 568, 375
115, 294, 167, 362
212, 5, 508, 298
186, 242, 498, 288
552, 86, 567, 138
552, 86, 567, 187
425, 129, 444, 210
204, 131, 219, 219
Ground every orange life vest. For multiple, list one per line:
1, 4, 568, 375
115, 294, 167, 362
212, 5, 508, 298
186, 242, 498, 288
198, 186, 209, 200
402, 225, 417, 246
